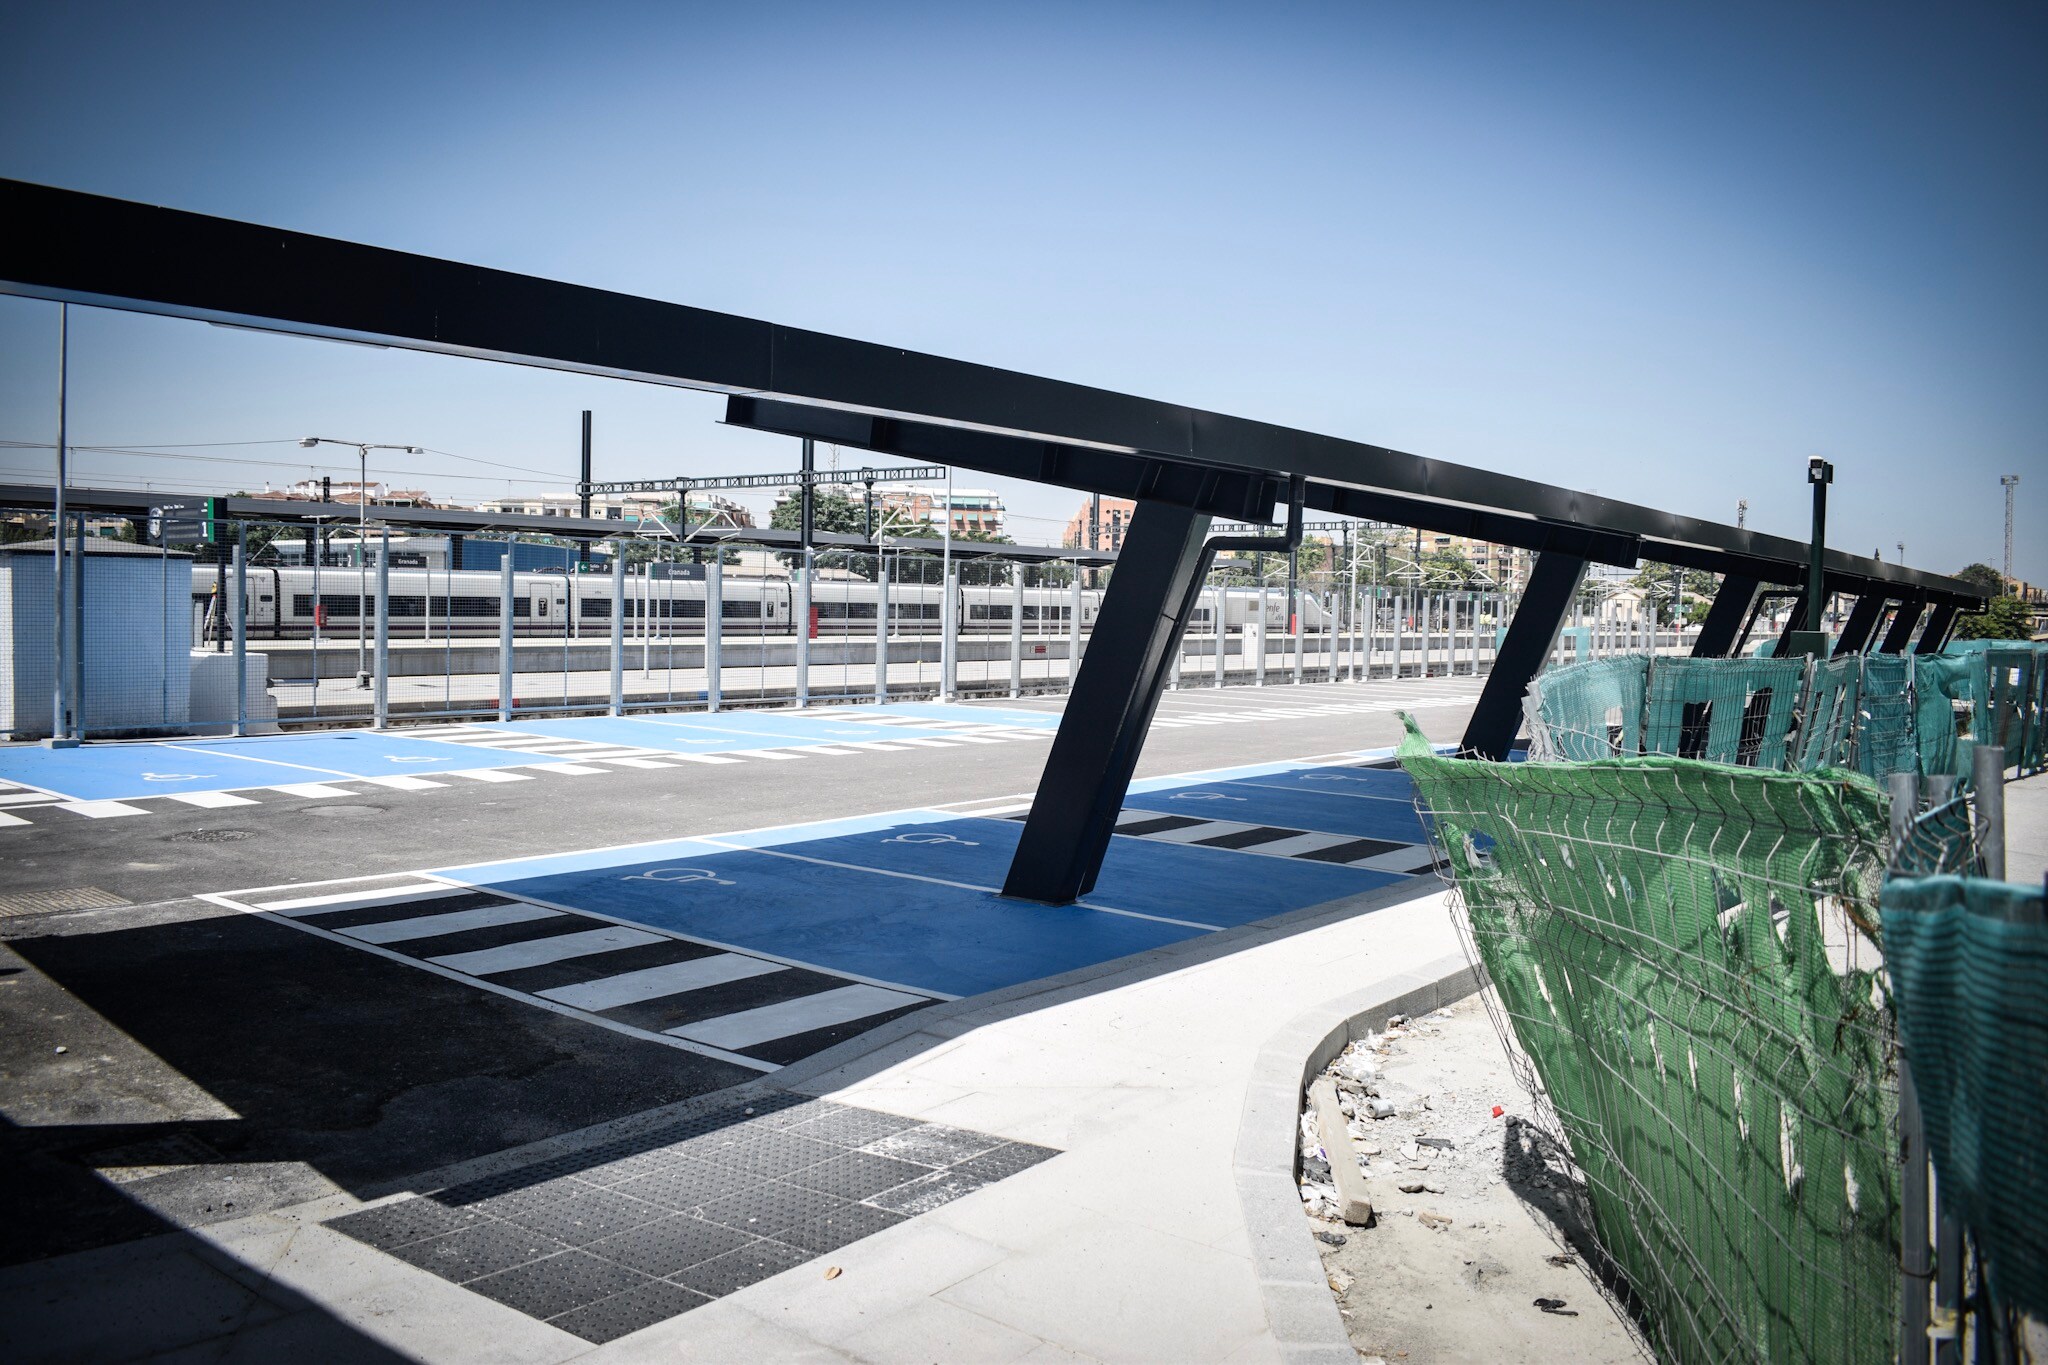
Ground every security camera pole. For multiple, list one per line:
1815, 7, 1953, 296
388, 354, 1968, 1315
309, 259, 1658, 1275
1786, 456, 1834, 659
300, 437, 425, 686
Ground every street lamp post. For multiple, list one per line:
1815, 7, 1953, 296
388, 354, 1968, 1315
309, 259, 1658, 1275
300, 437, 424, 686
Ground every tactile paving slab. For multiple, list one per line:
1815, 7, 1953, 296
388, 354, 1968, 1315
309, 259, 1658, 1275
327, 1094, 1059, 1344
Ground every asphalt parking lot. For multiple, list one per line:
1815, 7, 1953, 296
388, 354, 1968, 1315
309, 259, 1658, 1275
0, 678, 1481, 1282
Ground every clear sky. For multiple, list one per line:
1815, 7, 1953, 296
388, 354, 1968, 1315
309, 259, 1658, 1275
1, 1, 2041, 578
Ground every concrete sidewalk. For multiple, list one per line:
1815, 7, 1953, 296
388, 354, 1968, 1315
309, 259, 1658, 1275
3, 879, 1463, 1363
2003, 769, 2046, 888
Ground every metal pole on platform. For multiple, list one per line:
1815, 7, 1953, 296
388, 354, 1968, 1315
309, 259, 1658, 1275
1010, 567, 1024, 698
706, 555, 723, 713
608, 550, 624, 716
941, 569, 959, 701
498, 551, 514, 721
47, 303, 78, 747
873, 552, 889, 703
795, 547, 813, 708
1257, 584, 1268, 687
231, 527, 247, 737
372, 528, 389, 729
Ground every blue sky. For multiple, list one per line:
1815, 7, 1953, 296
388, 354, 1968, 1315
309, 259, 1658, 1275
1, 1, 2041, 578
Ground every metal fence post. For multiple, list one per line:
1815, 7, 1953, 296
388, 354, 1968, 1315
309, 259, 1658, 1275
231, 528, 248, 737
1213, 587, 1225, 689
1009, 569, 1024, 698
873, 553, 888, 704
372, 529, 389, 730
1974, 743, 2006, 879
941, 569, 959, 701
1068, 571, 1083, 693
608, 551, 625, 717
1256, 585, 1268, 687
498, 551, 515, 721
1291, 591, 1303, 686
705, 555, 723, 713
795, 548, 812, 708
1393, 595, 1406, 677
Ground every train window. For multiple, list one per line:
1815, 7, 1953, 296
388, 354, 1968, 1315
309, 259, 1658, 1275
581, 598, 610, 619
969, 604, 1013, 621
721, 600, 762, 619
890, 603, 940, 620
815, 601, 878, 619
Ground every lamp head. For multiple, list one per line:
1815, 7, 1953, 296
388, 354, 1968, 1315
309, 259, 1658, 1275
298, 437, 318, 448
1807, 457, 1834, 486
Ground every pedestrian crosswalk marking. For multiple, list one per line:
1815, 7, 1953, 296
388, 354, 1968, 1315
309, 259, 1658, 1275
669, 983, 923, 1050
205, 873, 947, 1072
538, 954, 786, 1011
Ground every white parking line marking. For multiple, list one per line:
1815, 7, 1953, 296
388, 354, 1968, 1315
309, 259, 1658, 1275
523, 763, 607, 776
669, 984, 926, 1050
447, 768, 531, 782
166, 790, 259, 808
429, 925, 668, 975
538, 954, 786, 1011
56, 800, 152, 818
670, 753, 745, 764
269, 783, 354, 799
359, 775, 448, 791
0, 811, 28, 827
343, 902, 561, 944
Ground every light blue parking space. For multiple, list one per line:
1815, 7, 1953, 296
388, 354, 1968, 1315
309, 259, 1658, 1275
0, 729, 540, 802
812, 701, 1060, 729
1124, 777, 1432, 844
487, 706, 1032, 750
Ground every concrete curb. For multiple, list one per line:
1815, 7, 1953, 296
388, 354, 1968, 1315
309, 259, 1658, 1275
1233, 950, 1486, 1364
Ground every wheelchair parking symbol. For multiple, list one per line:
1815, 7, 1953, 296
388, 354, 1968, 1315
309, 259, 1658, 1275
883, 831, 980, 846
1172, 791, 1245, 802
623, 866, 735, 887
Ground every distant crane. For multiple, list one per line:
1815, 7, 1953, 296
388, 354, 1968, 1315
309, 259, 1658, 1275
2003, 475, 2020, 581
1736, 498, 1748, 530
1897, 540, 1906, 566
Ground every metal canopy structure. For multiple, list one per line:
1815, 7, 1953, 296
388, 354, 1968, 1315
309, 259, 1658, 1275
0, 178, 1987, 904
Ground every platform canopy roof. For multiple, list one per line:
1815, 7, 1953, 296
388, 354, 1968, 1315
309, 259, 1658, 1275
0, 178, 1983, 611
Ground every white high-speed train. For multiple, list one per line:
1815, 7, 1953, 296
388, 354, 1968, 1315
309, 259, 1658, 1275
188, 565, 1328, 641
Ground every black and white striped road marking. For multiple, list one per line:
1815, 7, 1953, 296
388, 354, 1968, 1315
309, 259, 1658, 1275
203, 876, 946, 1071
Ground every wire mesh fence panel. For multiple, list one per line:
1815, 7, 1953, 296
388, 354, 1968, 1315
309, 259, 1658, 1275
1396, 713, 1900, 1365
1881, 875, 2048, 1325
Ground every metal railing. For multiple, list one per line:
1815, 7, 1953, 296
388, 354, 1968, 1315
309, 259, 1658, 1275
8, 511, 1706, 740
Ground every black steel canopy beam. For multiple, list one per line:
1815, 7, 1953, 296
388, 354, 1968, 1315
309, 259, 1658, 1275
726, 397, 1285, 525
1461, 551, 1590, 759
1692, 576, 1762, 658
1832, 593, 1890, 656
1878, 599, 1926, 654
0, 178, 1983, 607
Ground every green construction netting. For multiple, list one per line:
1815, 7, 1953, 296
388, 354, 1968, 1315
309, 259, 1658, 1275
1527, 655, 1650, 760
1913, 655, 1980, 780
1643, 657, 1807, 768
1881, 876, 2048, 1318
1524, 648, 2044, 783
1399, 713, 1898, 1365
1854, 654, 1918, 781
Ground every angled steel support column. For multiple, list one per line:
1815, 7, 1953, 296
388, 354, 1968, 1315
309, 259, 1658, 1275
1832, 592, 1888, 656
1459, 551, 1588, 760
1691, 575, 1761, 658
1004, 501, 1214, 904
1879, 598, 1926, 654
1915, 603, 1958, 654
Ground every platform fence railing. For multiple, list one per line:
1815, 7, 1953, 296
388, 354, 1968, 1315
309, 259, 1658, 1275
11, 510, 1730, 740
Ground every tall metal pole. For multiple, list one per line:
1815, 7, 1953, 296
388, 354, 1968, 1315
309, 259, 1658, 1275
355, 443, 370, 687
578, 410, 593, 567
2002, 475, 2020, 583
232, 528, 248, 737
47, 302, 76, 746
799, 438, 815, 550
372, 528, 389, 729
497, 550, 515, 721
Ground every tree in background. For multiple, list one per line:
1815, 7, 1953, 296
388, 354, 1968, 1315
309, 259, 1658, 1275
1954, 595, 2036, 641
1954, 562, 2005, 599
1950, 562, 2035, 640
1628, 561, 1720, 625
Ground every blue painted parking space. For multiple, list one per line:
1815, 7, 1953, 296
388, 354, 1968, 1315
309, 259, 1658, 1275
444, 828, 1207, 999
0, 728, 539, 801
1122, 776, 1432, 844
